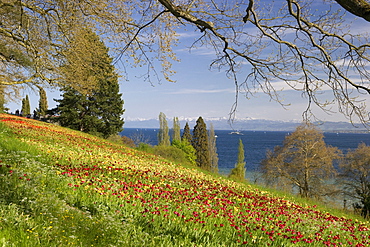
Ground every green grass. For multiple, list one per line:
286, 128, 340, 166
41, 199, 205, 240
0, 114, 369, 246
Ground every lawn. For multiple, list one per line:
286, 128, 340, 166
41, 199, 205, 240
0, 113, 369, 246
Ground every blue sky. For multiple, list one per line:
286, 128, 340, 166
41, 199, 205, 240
5, 1, 370, 123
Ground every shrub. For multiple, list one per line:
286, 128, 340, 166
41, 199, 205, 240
171, 139, 196, 166
153, 145, 192, 165
136, 143, 154, 153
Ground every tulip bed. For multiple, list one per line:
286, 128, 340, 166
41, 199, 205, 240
0, 113, 369, 246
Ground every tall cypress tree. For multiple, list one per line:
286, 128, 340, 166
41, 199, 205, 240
158, 112, 170, 146
192, 116, 210, 170
182, 122, 192, 143
208, 123, 219, 173
55, 29, 124, 138
0, 85, 5, 112
229, 139, 246, 181
21, 95, 30, 116
172, 117, 181, 143
37, 87, 48, 117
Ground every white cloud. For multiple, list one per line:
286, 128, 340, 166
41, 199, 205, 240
166, 88, 235, 95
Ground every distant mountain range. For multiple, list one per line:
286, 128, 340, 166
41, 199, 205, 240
124, 117, 369, 133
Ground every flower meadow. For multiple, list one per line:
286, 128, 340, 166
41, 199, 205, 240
0, 113, 369, 246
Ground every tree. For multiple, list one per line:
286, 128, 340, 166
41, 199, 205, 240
229, 139, 246, 182
0, 85, 5, 112
338, 143, 370, 218
37, 87, 48, 117
55, 29, 124, 138
172, 139, 197, 166
192, 117, 210, 170
21, 95, 30, 116
261, 124, 341, 199
182, 122, 192, 144
208, 123, 219, 173
2, 1, 370, 125
172, 117, 181, 143
158, 112, 170, 146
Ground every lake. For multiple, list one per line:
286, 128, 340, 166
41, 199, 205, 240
120, 128, 370, 181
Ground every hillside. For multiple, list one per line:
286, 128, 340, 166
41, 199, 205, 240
0, 113, 369, 246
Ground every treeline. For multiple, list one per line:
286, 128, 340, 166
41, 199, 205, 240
131, 113, 220, 172
119, 112, 247, 182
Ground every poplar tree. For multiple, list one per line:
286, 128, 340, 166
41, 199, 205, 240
229, 139, 246, 182
0, 85, 5, 112
158, 112, 170, 146
37, 87, 48, 117
172, 117, 181, 143
21, 95, 30, 116
192, 117, 210, 170
182, 122, 192, 143
208, 123, 219, 173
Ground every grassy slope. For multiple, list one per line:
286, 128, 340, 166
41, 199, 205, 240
0, 113, 369, 247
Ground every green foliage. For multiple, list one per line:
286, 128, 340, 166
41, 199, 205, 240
172, 139, 197, 166
37, 87, 48, 117
172, 117, 181, 142
158, 112, 170, 146
0, 85, 5, 112
192, 117, 210, 170
208, 123, 218, 173
229, 139, 246, 182
21, 95, 30, 116
55, 29, 124, 138
136, 143, 154, 153
153, 145, 192, 165
181, 122, 192, 143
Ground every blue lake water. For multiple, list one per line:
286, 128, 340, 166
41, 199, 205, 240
120, 128, 370, 180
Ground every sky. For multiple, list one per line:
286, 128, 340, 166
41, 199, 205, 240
4, 1, 370, 124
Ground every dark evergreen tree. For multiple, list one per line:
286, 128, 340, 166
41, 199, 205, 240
182, 122, 192, 143
55, 87, 98, 133
192, 117, 210, 170
55, 29, 124, 138
0, 85, 5, 112
37, 87, 48, 117
21, 95, 30, 116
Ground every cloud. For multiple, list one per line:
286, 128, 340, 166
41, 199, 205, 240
166, 88, 235, 95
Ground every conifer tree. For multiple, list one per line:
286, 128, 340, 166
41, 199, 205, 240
229, 139, 246, 181
192, 117, 210, 170
21, 95, 30, 116
55, 29, 124, 138
0, 85, 5, 112
208, 123, 219, 173
182, 122, 192, 143
158, 112, 170, 146
172, 117, 181, 143
37, 87, 48, 117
